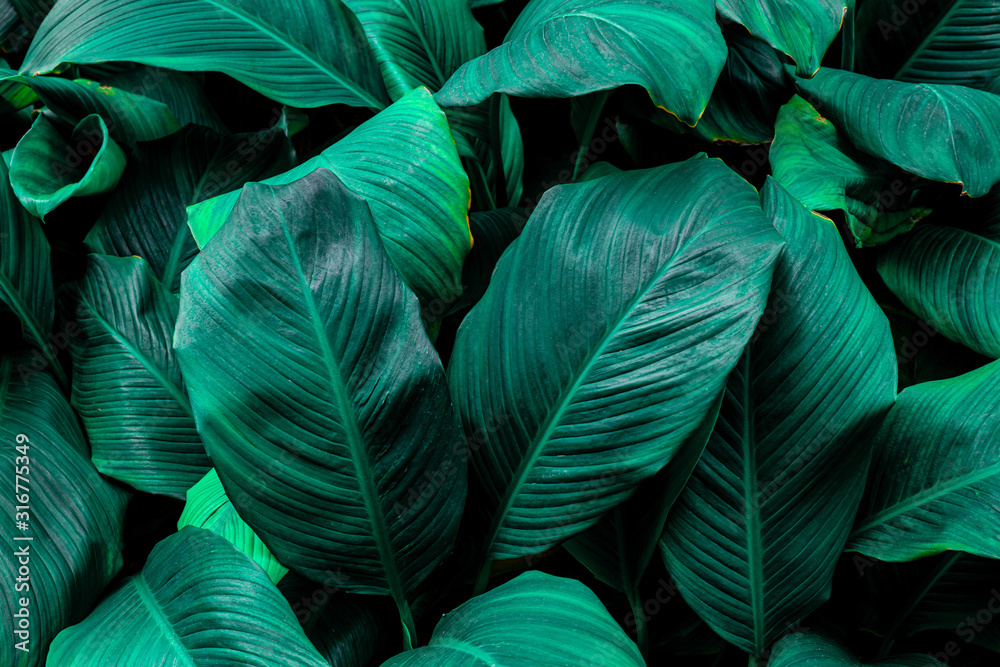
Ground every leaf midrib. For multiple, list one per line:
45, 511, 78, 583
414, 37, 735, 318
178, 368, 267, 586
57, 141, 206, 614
853, 460, 1000, 536
739, 350, 766, 654
272, 191, 407, 605
133, 576, 198, 667
203, 0, 386, 108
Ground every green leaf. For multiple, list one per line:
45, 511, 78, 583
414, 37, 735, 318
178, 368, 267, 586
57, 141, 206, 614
857, 0, 1000, 89
768, 631, 946, 666
63, 254, 210, 498
47, 527, 330, 667
85, 123, 294, 292
716, 0, 848, 77
0, 156, 67, 386
449, 158, 783, 588
187, 87, 471, 317
21, 0, 390, 109
877, 220, 1000, 359
22, 75, 182, 146
660, 178, 897, 656
381, 572, 645, 667
434, 0, 728, 126
10, 113, 126, 220
450, 206, 524, 313
849, 358, 1000, 561
174, 169, 466, 644
794, 67, 1000, 197
0, 58, 36, 112
179, 468, 288, 584
771, 95, 931, 246
0, 356, 129, 667
101, 66, 227, 133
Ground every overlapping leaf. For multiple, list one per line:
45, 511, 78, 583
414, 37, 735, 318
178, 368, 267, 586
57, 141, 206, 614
187, 87, 471, 315
849, 358, 1000, 561
660, 179, 897, 655
47, 527, 329, 666
794, 67, 1000, 197
770, 95, 931, 246
21, 0, 390, 109
435, 0, 727, 126
449, 158, 783, 584
63, 254, 210, 498
175, 169, 466, 642
0, 356, 129, 667
86, 123, 294, 292
381, 572, 645, 667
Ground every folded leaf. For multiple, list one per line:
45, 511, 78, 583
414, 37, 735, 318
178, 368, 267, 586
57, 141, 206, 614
794, 67, 1000, 197
768, 631, 946, 666
21, 0, 389, 109
179, 468, 288, 584
63, 254, 210, 498
435, 0, 727, 126
449, 158, 783, 588
0, 356, 129, 667
86, 124, 294, 292
175, 169, 466, 644
877, 221, 1000, 359
771, 95, 931, 246
716, 0, 847, 77
47, 527, 329, 666
857, 0, 1000, 89
660, 178, 897, 656
10, 113, 126, 219
187, 87, 471, 317
381, 572, 645, 667
850, 358, 1000, 561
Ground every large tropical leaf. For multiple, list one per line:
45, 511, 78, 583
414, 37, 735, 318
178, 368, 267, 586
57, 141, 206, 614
857, 0, 1000, 89
794, 67, 1000, 197
187, 87, 470, 317
449, 158, 783, 590
768, 631, 946, 666
9, 113, 126, 219
179, 468, 288, 584
85, 123, 294, 292
0, 156, 66, 386
660, 178, 897, 656
0, 356, 129, 667
877, 218, 1000, 359
849, 358, 1000, 561
46, 527, 330, 666
381, 572, 645, 667
174, 169, 466, 644
21, 0, 390, 109
715, 0, 847, 77
770, 95, 931, 246
434, 0, 728, 126
62, 254, 210, 498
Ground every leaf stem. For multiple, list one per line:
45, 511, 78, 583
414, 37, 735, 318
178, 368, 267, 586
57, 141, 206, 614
396, 597, 418, 650
488, 94, 507, 207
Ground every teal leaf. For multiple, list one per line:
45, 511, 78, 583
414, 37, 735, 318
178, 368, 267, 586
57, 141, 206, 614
63, 254, 210, 498
174, 169, 466, 643
21, 0, 390, 109
768, 631, 946, 666
849, 358, 1000, 561
449, 158, 783, 587
46, 527, 329, 666
381, 572, 645, 667
0, 356, 129, 667
435, 0, 728, 126
661, 179, 897, 656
